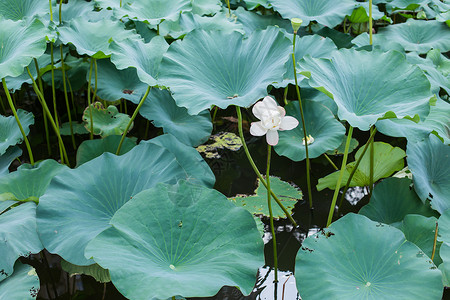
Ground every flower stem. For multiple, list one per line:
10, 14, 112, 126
87, 58, 94, 139
236, 106, 298, 227
326, 126, 353, 227
369, 126, 375, 198
431, 221, 438, 261
267, 145, 278, 283
226, 0, 231, 16
116, 86, 151, 155
49, 0, 53, 22
292, 32, 313, 208
369, 0, 373, 45
2, 78, 35, 166
92, 58, 98, 103
323, 153, 338, 170
337, 128, 377, 215
50, 43, 64, 161
33, 58, 51, 156
60, 45, 76, 149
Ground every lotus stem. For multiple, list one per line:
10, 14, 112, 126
292, 31, 313, 209
369, 0, 373, 45
26, 67, 70, 167
323, 153, 338, 170
369, 126, 375, 198
60, 45, 76, 150
326, 126, 353, 227
0, 93, 6, 113
87, 58, 94, 139
49, 0, 53, 21
92, 58, 98, 103
283, 86, 288, 105
116, 86, 151, 155
2, 78, 35, 166
226, 0, 231, 16
337, 128, 377, 215
50, 43, 65, 161
431, 221, 438, 261
33, 58, 52, 155
267, 145, 278, 283
236, 106, 298, 227
58, 0, 63, 24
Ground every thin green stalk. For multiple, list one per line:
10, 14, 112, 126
87, 58, 94, 139
267, 145, 278, 283
292, 32, 313, 208
236, 106, 298, 227
120, 0, 122, 8
337, 128, 377, 214
432, 222, 438, 261
58, 0, 63, 24
60, 45, 76, 149
50, 43, 64, 161
369, 0, 373, 45
66, 76, 77, 116
323, 153, 338, 170
2, 78, 35, 166
33, 58, 52, 155
116, 86, 151, 155
92, 58, 98, 102
326, 126, 353, 227
283, 86, 288, 105
226, 0, 231, 16
0, 93, 6, 113
369, 126, 375, 198
26, 67, 70, 166
49, 0, 53, 21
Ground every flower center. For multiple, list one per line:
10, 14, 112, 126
302, 135, 315, 145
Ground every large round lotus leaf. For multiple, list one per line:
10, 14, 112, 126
0, 0, 48, 20
0, 262, 40, 298
229, 176, 301, 218
0, 110, 34, 155
159, 27, 291, 115
191, 0, 222, 15
61, 260, 110, 283
268, 0, 357, 28
387, 0, 431, 11
275, 100, 345, 161
427, 49, 450, 77
0, 203, 43, 281
244, 0, 271, 9
359, 178, 438, 225
85, 181, 264, 299
295, 213, 444, 300
158, 12, 245, 39
326, 135, 359, 155
233, 7, 292, 35
273, 34, 337, 89
439, 242, 450, 287
351, 32, 405, 53
407, 134, 450, 214
4, 53, 51, 92
42, 55, 89, 91
87, 59, 147, 104
0, 19, 50, 78
109, 35, 169, 87
59, 122, 89, 136
76, 135, 136, 167
139, 88, 212, 147
376, 19, 450, 54
37, 136, 214, 265
82, 102, 132, 137
53, 0, 95, 23
0, 159, 67, 202
58, 17, 141, 58
0, 146, 21, 177
299, 49, 433, 131
114, 0, 191, 25
376, 98, 450, 144
398, 214, 441, 265
317, 142, 406, 191
348, 3, 385, 23
438, 209, 450, 244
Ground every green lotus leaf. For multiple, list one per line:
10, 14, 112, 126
233, 7, 292, 35
0, 19, 50, 79
59, 121, 89, 136
438, 210, 450, 244
4, 53, 51, 92
351, 32, 405, 53
42, 55, 89, 91
268, 0, 357, 27
0, 203, 43, 281
114, 0, 192, 25
0, 201, 16, 215
58, 17, 141, 58
132, 21, 157, 43
376, 19, 450, 54
376, 98, 450, 144
229, 176, 301, 218
139, 88, 212, 147
109, 35, 169, 86
0, 262, 40, 298
88, 59, 147, 104
398, 214, 441, 265
427, 49, 450, 76
0, 0, 48, 21
387, 0, 431, 11
0, 110, 34, 155
295, 213, 444, 300
359, 178, 438, 225
37, 135, 214, 265
273, 34, 337, 89
348, 3, 385, 23
53, 0, 95, 23
158, 12, 245, 39
0, 159, 67, 201
326, 135, 359, 155
82, 102, 132, 137
61, 260, 110, 283
407, 134, 450, 214
244, 0, 271, 10
299, 49, 433, 131
439, 242, 450, 287
191, 0, 222, 15
85, 181, 264, 299
301, 85, 338, 115
76, 135, 137, 167
0, 146, 21, 177
275, 100, 345, 161
159, 27, 291, 115
317, 142, 406, 191
93, 0, 120, 9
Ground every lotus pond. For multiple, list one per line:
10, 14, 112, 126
1, 0, 450, 299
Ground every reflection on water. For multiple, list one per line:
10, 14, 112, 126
344, 186, 369, 205
255, 267, 300, 300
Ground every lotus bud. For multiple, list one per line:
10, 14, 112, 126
291, 18, 303, 33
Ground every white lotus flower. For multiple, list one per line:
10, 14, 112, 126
250, 96, 299, 146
